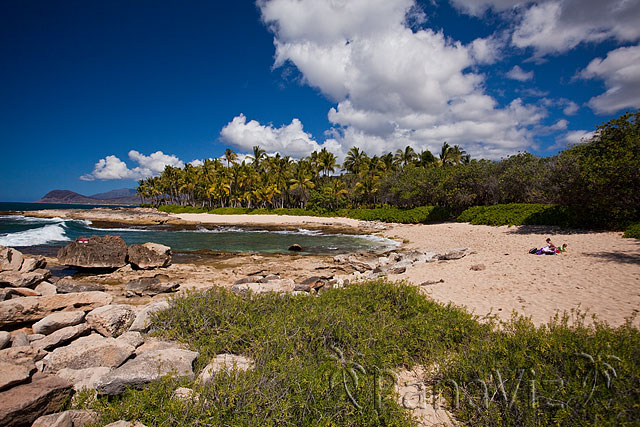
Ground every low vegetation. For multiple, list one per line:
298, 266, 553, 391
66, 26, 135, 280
77, 281, 640, 426
623, 223, 640, 239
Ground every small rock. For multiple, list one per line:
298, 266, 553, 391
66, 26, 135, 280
0, 345, 47, 369
104, 421, 147, 427
0, 246, 24, 272
389, 266, 407, 274
293, 283, 311, 292
18, 256, 46, 273
125, 277, 178, 297
470, 264, 486, 271
288, 243, 303, 251
234, 277, 257, 285
419, 279, 444, 286
28, 334, 46, 343
438, 248, 469, 261
116, 331, 144, 348
129, 301, 169, 333
257, 274, 280, 283
54, 278, 105, 293
127, 242, 172, 269
0, 332, 9, 350
172, 387, 199, 403
11, 331, 30, 347
86, 304, 137, 337
8, 287, 41, 297
0, 361, 34, 391
34, 281, 57, 296
33, 311, 86, 335
0, 374, 72, 427
32, 409, 99, 427
199, 353, 254, 384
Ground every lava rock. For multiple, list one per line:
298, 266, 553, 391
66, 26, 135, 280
127, 243, 172, 269
57, 235, 128, 269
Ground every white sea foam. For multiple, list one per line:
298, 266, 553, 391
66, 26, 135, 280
0, 223, 70, 246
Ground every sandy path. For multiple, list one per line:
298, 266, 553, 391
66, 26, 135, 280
384, 223, 640, 327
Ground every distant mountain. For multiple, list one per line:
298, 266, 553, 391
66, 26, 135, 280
37, 189, 140, 205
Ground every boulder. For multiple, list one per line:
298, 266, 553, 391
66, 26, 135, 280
0, 292, 113, 328
115, 331, 144, 349
0, 332, 10, 350
0, 269, 49, 288
0, 361, 34, 391
129, 301, 169, 332
134, 339, 185, 354
288, 244, 303, 252
57, 235, 128, 269
32, 410, 99, 427
33, 311, 86, 335
11, 331, 30, 347
86, 304, 137, 337
54, 277, 105, 293
0, 346, 47, 369
0, 246, 23, 272
127, 243, 172, 269
198, 354, 254, 384
0, 374, 72, 427
125, 277, 178, 297
18, 256, 46, 273
96, 348, 198, 396
104, 421, 147, 427
470, 264, 486, 271
32, 323, 90, 351
56, 367, 112, 391
34, 281, 57, 296
43, 335, 135, 373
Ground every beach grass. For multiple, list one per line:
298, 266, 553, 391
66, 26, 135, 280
77, 280, 640, 426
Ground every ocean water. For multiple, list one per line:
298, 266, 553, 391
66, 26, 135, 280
0, 203, 398, 255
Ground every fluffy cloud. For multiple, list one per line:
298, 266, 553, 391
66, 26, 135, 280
220, 114, 337, 159
578, 44, 640, 114
563, 129, 595, 145
80, 150, 184, 181
257, 0, 548, 159
506, 65, 533, 81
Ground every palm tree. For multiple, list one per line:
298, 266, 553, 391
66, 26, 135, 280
224, 148, 237, 169
343, 147, 367, 175
250, 145, 266, 171
417, 149, 437, 167
439, 142, 452, 167
318, 148, 337, 178
290, 160, 315, 207
395, 146, 417, 167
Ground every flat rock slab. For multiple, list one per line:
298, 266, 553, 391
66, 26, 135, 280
43, 335, 135, 373
54, 277, 105, 293
0, 361, 34, 391
56, 367, 112, 391
199, 353, 254, 384
0, 374, 72, 427
32, 410, 98, 427
18, 256, 46, 274
97, 348, 198, 396
86, 304, 137, 337
128, 243, 172, 269
129, 301, 169, 332
0, 269, 49, 288
0, 292, 113, 328
0, 346, 46, 369
32, 323, 89, 351
57, 235, 128, 269
125, 277, 178, 297
32, 311, 86, 335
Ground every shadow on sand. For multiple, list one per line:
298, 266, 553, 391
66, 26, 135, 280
504, 224, 610, 236
582, 251, 640, 265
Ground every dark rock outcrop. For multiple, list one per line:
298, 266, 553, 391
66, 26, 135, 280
57, 236, 128, 269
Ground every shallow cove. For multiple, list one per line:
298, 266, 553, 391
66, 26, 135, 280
0, 214, 398, 255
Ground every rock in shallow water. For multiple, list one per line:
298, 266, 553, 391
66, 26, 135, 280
57, 235, 128, 269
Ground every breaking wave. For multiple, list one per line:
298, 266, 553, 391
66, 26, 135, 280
0, 223, 70, 246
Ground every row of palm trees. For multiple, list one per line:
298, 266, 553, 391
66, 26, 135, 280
136, 142, 469, 209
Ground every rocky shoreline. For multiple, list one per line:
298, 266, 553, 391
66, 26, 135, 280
0, 228, 471, 426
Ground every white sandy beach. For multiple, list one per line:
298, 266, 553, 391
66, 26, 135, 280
174, 212, 640, 327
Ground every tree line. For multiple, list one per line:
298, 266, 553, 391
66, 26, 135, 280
137, 111, 639, 229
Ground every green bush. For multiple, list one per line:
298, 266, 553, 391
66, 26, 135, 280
77, 281, 640, 426
457, 203, 584, 228
623, 223, 640, 239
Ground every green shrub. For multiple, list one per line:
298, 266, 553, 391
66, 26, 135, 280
457, 203, 584, 228
77, 281, 640, 426
623, 223, 640, 239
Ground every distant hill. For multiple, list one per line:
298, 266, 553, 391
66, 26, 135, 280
37, 189, 140, 205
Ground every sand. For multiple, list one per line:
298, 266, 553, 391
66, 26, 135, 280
174, 213, 640, 327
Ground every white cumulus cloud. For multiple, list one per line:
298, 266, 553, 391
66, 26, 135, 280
506, 65, 533, 81
578, 44, 640, 114
257, 0, 548, 159
80, 150, 184, 181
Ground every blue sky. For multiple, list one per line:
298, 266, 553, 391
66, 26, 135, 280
1, 0, 638, 201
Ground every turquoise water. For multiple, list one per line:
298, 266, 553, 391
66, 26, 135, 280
0, 203, 397, 254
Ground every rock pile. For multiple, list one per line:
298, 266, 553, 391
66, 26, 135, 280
0, 244, 184, 426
